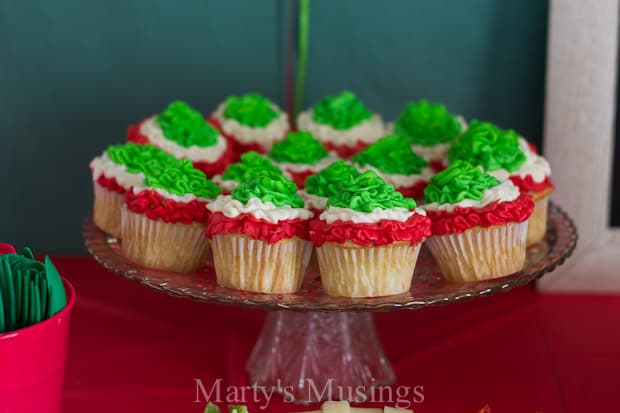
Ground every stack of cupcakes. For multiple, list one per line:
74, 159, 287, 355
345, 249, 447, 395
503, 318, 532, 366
126, 101, 233, 177
297, 91, 385, 158
448, 120, 554, 245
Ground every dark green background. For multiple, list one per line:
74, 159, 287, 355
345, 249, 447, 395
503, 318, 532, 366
0, 0, 548, 253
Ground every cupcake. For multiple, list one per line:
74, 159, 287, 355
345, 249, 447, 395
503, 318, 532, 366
394, 100, 466, 172
448, 120, 554, 245
423, 161, 534, 282
267, 131, 339, 187
298, 161, 361, 215
126, 101, 233, 177
122, 159, 222, 273
208, 93, 289, 156
206, 173, 313, 294
351, 135, 433, 200
90, 143, 172, 237
297, 91, 385, 158
310, 170, 431, 297
212, 151, 285, 194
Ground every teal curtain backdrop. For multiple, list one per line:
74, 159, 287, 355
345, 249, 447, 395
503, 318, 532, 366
0, 0, 548, 253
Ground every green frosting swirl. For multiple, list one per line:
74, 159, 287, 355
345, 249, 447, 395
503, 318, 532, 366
304, 161, 360, 198
231, 173, 304, 208
394, 100, 461, 146
107, 143, 177, 175
145, 159, 222, 199
223, 93, 279, 127
312, 91, 372, 130
220, 151, 284, 183
352, 135, 428, 175
157, 101, 218, 148
328, 170, 417, 212
424, 160, 500, 204
268, 131, 328, 165
448, 120, 526, 172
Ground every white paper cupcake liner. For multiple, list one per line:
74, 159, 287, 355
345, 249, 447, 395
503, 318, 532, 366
120, 207, 210, 273
210, 234, 312, 294
526, 195, 549, 246
426, 221, 528, 282
93, 181, 125, 238
316, 241, 422, 297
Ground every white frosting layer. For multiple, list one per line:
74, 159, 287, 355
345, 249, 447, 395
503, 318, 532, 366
423, 179, 520, 212
211, 175, 239, 192
90, 152, 145, 189
132, 185, 213, 203
140, 117, 228, 163
207, 195, 313, 223
355, 164, 434, 188
274, 152, 340, 173
297, 110, 385, 147
212, 102, 289, 149
297, 189, 328, 210
319, 206, 425, 225
486, 138, 551, 183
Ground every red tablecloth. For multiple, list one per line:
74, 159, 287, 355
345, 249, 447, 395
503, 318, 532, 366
57, 257, 619, 413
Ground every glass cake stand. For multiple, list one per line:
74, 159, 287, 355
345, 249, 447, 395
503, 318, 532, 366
83, 202, 577, 404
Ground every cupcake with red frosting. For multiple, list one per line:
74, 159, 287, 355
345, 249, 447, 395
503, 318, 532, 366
297, 91, 385, 158
394, 100, 466, 172
298, 161, 361, 215
310, 170, 431, 297
122, 159, 222, 273
352, 135, 433, 200
90, 143, 172, 237
126, 101, 233, 177
208, 93, 289, 156
423, 161, 534, 282
448, 121, 554, 245
206, 173, 313, 294
212, 151, 285, 194
267, 131, 339, 187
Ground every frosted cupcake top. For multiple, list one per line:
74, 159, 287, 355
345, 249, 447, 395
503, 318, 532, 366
211, 93, 289, 148
140, 101, 228, 162
299, 161, 360, 210
297, 91, 385, 146
208, 173, 313, 224
351, 135, 432, 187
90, 143, 174, 189
423, 160, 519, 212
268, 131, 339, 173
395, 100, 463, 147
213, 151, 284, 192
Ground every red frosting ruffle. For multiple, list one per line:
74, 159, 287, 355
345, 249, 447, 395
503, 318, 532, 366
428, 159, 447, 173
309, 213, 431, 247
126, 189, 209, 225
324, 141, 368, 159
425, 194, 534, 236
206, 211, 309, 243
126, 120, 149, 144
96, 174, 126, 194
286, 169, 315, 188
509, 175, 555, 195
396, 180, 428, 199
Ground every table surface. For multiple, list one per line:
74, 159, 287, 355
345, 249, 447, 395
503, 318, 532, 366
58, 256, 620, 413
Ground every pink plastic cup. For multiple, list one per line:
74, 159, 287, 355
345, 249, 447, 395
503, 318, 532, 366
0, 278, 76, 413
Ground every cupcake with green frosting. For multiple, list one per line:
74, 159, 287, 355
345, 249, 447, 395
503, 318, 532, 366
126, 101, 233, 177
309, 170, 431, 297
393, 100, 467, 171
298, 161, 361, 213
89, 143, 177, 238
208, 93, 289, 156
422, 160, 534, 282
122, 159, 222, 273
297, 91, 385, 158
352, 135, 433, 200
448, 120, 554, 245
267, 131, 339, 187
212, 151, 285, 193
206, 174, 313, 294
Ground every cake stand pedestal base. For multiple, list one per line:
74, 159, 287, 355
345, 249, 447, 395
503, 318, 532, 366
246, 311, 395, 404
